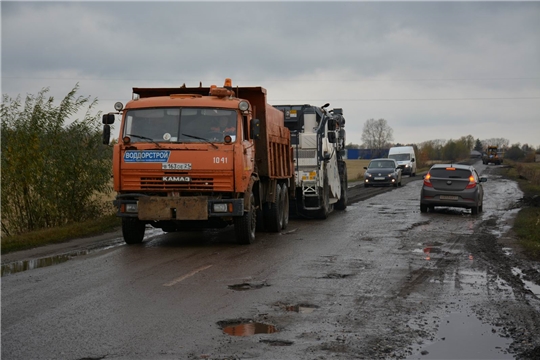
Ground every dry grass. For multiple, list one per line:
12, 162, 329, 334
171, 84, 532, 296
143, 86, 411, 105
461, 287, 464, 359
344, 160, 370, 181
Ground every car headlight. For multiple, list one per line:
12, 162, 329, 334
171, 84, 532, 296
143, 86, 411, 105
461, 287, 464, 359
365, 173, 372, 178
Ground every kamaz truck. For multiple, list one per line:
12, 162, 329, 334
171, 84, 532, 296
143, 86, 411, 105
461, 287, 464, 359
273, 104, 347, 219
102, 79, 294, 245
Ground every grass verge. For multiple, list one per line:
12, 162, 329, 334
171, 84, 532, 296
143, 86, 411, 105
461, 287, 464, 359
1, 215, 121, 255
500, 160, 540, 260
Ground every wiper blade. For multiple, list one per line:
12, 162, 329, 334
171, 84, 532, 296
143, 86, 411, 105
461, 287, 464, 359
126, 134, 162, 148
181, 133, 218, 149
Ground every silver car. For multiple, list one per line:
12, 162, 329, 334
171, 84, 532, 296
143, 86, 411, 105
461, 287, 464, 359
364, 158, 402, 188
420, 164, 487, 214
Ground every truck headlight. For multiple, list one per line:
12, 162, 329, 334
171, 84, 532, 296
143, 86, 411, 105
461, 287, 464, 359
213, 203, 228, 213
126, 203, 138, 213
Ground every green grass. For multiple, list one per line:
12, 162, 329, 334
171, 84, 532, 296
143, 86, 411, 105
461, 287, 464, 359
1, 215, 121, 254
501, 160, 540, 260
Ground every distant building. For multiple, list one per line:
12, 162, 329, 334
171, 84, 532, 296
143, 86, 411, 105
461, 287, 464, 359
346, 148, 390, 159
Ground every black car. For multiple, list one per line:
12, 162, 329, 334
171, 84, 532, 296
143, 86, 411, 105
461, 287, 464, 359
364, 158, 402, 187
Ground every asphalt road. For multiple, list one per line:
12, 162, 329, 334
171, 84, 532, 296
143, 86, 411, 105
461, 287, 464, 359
2, 161, 540, 360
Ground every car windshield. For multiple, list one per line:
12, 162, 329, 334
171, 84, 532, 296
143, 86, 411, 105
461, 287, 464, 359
122, 107, 238, 143
430, 168, 471, 179
369, 161, 395, 169
388, 154, 410, 161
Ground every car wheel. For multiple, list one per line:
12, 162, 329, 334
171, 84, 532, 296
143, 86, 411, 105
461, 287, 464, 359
471, 205, 479, 215
420, 204, 428, 213
364, 183, 370, 188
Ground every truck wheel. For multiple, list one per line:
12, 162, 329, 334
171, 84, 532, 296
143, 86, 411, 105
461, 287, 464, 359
335, 165, 348, 211
235, 192, 256, 245
317, 176, 330, 219
122, 218, 146, 245
281, 183, 289, 230
265, 183, 283, 232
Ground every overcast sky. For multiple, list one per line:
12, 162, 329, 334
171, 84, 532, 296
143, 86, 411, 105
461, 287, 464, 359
2, 1, 539, 148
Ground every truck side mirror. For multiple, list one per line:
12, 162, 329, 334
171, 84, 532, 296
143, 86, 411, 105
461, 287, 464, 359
411, 158, 415, 162
102, 124, 111, 145
327, 132, 336, 143
102, 113, 115, 125
250, 118, 260, 140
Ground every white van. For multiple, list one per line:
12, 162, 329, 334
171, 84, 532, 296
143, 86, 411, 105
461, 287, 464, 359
388, 146, 417, 176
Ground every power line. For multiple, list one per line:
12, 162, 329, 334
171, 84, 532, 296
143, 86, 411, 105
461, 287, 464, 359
3, 76, 540, 82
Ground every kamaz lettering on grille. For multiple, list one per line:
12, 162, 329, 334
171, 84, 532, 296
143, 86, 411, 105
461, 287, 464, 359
163, 176, 191, 182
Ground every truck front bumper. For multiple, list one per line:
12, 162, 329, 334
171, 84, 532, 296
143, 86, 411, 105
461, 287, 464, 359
113, 195, 244, 220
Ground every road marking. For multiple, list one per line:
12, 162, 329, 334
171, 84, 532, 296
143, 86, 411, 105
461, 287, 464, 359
163, 265, 213, 287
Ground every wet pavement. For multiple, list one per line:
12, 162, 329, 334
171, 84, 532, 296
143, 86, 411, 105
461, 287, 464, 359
2, 161, 540, 359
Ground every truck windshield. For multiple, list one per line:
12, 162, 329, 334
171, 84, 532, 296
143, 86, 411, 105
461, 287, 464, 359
123, 108, 238, 143
388, 154, 410, 161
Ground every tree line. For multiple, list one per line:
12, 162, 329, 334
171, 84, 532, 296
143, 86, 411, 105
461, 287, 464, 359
1, 86, 113, 236
349, 118, 538, 164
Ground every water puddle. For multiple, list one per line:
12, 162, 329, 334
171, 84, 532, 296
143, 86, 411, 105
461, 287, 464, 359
406, 311, 512, 359
1, 243, 122, 277
218, 320, 278, 337
512, 268, 540, 297
284, 304, 318, 314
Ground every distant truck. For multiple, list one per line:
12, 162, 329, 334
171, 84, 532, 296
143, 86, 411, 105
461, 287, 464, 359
273, 104, 348, 219
482, 145, 503, 165
388, 146, 417, 176
102, 79, 294, 245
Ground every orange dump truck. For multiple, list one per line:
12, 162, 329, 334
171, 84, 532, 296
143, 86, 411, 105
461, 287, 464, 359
102, 79, 294, 245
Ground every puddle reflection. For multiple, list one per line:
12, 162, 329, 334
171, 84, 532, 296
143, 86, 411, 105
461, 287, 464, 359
407, 311, 511, 359
222, 322, 278, 336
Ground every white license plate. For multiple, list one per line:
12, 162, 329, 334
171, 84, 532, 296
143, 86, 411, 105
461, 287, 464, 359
162, 163, 192, 170
374, 177, 385, 180
440, 195, 458, 200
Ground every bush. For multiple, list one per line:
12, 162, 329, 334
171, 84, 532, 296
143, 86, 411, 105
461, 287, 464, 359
1, 86, 113, 236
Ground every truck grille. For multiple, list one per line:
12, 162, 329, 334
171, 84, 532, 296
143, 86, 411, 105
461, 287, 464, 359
121, 170, 234, 191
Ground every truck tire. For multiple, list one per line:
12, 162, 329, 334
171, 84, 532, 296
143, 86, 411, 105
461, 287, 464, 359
317, 176, 330, 219
122, 218, 146, 245
281, 183, 289, 230
265, 183, 283, 232
235, 192, 256, 245
335, 164, 348, 211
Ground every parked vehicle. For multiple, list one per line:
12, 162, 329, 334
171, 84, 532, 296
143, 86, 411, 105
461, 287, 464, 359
273, 104, 347, 219
102, 78, 294, 245
482, 145, 503, 165
388, 146, 417, 176
420, 164, 487, 215
363, 158, 402, 187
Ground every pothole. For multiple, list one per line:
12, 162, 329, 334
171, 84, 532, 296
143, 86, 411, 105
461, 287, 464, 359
322, 273, 351, 279
218, 319, 278, 336
228, 281, 269, 291
282, 303, 319, 314
260, 339, 293, 346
